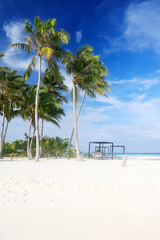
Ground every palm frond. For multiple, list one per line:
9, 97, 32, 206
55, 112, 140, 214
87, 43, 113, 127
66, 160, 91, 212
8, 43, 34, 54
55, 30, 70, 45
0, 52, 5, 57
24, 53, 38, 80
77, 45, 93, 57
43, 117, 60, 128
24, 20, 32, 33
24, 36, 38, 51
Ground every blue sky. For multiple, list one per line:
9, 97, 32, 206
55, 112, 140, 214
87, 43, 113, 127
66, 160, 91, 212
0, 0, 160, 153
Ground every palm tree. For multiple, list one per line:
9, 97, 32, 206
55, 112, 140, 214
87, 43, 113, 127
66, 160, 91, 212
19, 83, 67, 159
66, 60, 110, 158
3, 103, 19, 144
42, 67, 68, 103
0, 67, 24, 158
19, 84, 36, 159
41, 136, 55, 157
53, 137, 69, 157
38, 85, 67, 157
62, 45, 110, 160
39, 66, 68, 156
9, 16, 69, 161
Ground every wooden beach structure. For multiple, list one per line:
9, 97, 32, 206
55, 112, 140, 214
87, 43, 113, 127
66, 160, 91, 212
88, 141, 125, 159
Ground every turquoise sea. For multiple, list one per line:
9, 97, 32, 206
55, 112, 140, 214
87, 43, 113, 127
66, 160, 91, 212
83, 153, 160, 157
111, 153, 160, 157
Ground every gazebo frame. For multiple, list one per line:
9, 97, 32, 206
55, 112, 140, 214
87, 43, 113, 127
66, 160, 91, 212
95, 146, 110, 156
88, 141, 114, 159
111, 145, 125, 155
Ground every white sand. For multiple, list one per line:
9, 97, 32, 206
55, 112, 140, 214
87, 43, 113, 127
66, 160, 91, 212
0, 157, 160, 240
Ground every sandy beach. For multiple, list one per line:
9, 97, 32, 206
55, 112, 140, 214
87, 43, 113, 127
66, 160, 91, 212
0, 157, 160, 240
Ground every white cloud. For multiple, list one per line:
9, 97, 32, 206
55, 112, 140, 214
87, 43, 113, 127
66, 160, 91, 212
95, 93, 160, 124
111, 77, 160, 90
123, 0, 160, 52
3, 20, 25, 43
3, 48, 33, 70
75, 31, 82, 44
102, 1, 160, 55
3, 20, 30, 70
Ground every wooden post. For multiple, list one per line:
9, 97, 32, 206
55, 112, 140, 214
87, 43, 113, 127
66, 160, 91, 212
121, 155, 127, 167
102, 142, 104, 159
112, 144, 113, 159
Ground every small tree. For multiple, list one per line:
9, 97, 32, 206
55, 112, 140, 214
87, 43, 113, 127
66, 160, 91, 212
53, 137, 69, 157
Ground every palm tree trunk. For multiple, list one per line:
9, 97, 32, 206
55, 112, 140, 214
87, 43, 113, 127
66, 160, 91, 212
73, 82, 81, 160
27, 117, 32, 159
3, 100, 11, 145
67, 91, 86, 159
40, 118, 44, 157
29, 127, 35, 159
3, 118, 8, 144
0, 107, 5, 159
35, 55, 42, 162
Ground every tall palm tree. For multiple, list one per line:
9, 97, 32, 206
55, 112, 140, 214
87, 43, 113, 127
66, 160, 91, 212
9, 16, 69, 161
62, 45, 110, 160
66, 62, 110, 158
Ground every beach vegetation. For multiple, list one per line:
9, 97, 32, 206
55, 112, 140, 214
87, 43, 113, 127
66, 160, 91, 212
0, 67, 25, 159
3, 136, 75, 158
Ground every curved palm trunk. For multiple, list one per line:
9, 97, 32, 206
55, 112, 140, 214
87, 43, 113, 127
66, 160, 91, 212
0, 107, 5, 159
73, 82, 81, 160
29, 127, 35, 159
40, 118, 44, 157
35, 55, 42, 162
67, 91, 86, 159
27, 117, 32, 159
3, 118, 8, 144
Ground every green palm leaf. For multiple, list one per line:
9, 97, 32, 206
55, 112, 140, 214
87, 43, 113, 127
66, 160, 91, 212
24, 53, 38, 80
8, 43, 34, 54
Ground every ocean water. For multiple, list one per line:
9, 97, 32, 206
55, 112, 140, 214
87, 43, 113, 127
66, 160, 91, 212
111, 153, 160, 157
83, 153, 160, 157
